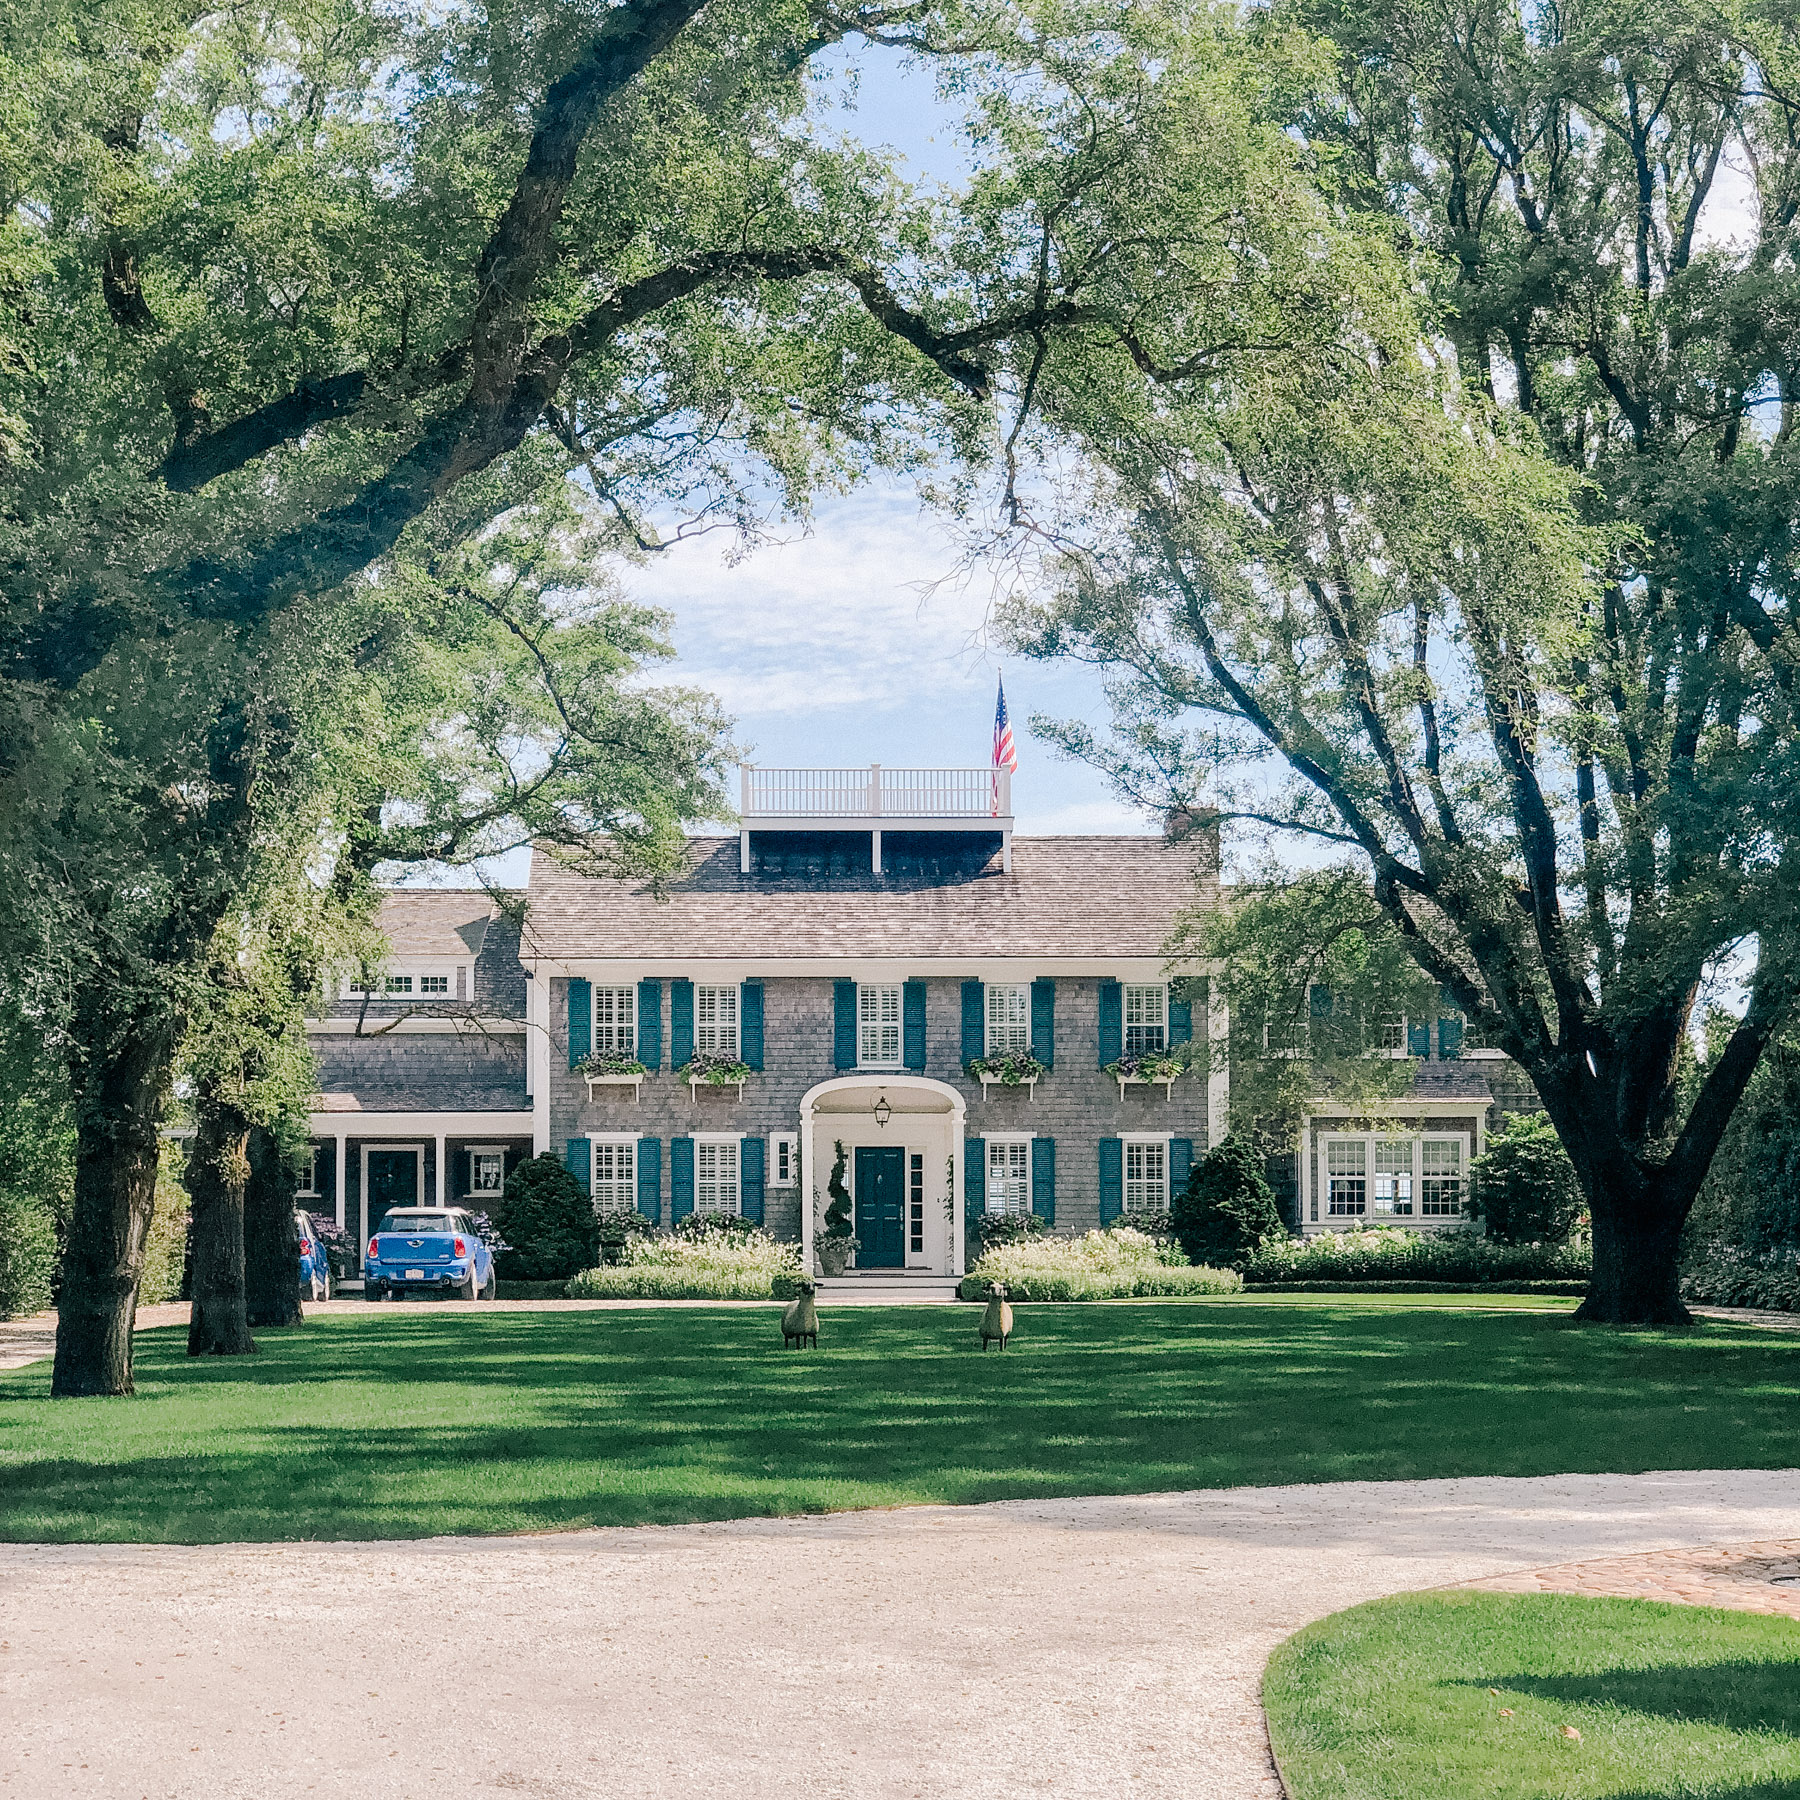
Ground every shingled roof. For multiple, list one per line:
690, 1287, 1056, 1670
522, 835, 1216, 962
375, 889, 505, 958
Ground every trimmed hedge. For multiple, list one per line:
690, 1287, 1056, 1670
962, 1227, 1242, 1302
1245, 1279, 1589, 1295
494, 1280, 570, 1300
1680, 1242, 1800, 1313
1242, 1227, 1590, 1287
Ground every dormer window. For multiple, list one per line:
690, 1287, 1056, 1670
1124, 984, 1166, 1055
859, 983, 902, 1067
341, 965, 463, 1001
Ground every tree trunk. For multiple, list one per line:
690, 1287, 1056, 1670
244, 1125, 302, 1328
1575, 1169, 1692, 1327
50, 1054, 166, 1397
185, 1098, 256, 1357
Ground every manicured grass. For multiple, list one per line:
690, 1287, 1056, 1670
1265, 1591, 1800, 1799
0, 1299, 1795, 1543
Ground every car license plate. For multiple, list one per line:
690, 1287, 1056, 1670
405, 1268, 425, 1280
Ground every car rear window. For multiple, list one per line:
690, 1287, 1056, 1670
378, 1213, 454, 1233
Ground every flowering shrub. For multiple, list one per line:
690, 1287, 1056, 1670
1681, 1241, 1800, 1312
681, 1051, 753, 1085
576, 1052, 648, 1078
965, 1052, 1047, 1085
594, 1206, 652, 1264
976, 1210, 1048, 1250
567, 1221, 804, 1299
1242, 1226, 1591, 1286
673, 1211, 761, 1241
959, 1227, 1240, 1301
1106, 1052, 1186, 1083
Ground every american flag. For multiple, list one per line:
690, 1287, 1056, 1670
992, 676, 1018, 773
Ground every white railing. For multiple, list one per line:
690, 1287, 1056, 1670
740, 764, 1012, 820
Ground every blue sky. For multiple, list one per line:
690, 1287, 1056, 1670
621, 42, 1146, 840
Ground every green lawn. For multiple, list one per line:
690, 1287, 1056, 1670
1265, 1591, 1800, 1799
0, 1299, 1795, 1543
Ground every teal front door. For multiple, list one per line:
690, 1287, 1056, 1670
365, 1149, 419, 1238
854, 1147, 906, 1269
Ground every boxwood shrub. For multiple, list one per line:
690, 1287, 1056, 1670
1241, 1227, 1591, 1287
960, 1227, 1242, 1302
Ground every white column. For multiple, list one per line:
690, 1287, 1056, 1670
1207, 978, 1230, 1148
801, 1107, 817, 1275
334, 1134, 347, 1230
949, 1113, 966, 1278
435, 1133, 447, 1206
871, 828, 882, 874
740, 827, 751, 874
527, 970, 550, 1155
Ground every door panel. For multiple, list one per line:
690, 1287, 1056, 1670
365, 1150, 419, 1237
854, 1147, 906, 1269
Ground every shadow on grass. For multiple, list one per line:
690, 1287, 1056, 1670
3, 1305, 1798, 1542
1481, 1656, 1800, 1739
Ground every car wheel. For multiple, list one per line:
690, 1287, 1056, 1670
480, 1267, 497, 1301
458, 1267, 478, 1301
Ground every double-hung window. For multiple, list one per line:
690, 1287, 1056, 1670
1420, 1139, 1465, 1215
986, 983, 1030, 1056
1372, 1139, 1413, 1215
591, 1138, 637, 1215
593, 986, 637, 1057
985, 1138, 1031, 1215
469, 1149, 506, 1198
1124, 985, 1167, 1055
1326, 1138, 1367, 1216
695, 985, 739, 1057
859, 983, 902, 1067
1124, 1139, 1168, 1213
695, 1138, 741, 1215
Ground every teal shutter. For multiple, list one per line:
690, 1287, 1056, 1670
961, 980, 985, 1066
1031, 1136, 1055, 1225
1098, 1136, 1123, 1223
1170, 1138, 1194, 1205
834, 980, 858, 1069
965, 1138, 986, 1215
1407, 1019, 1431, 1058
566, 1137, 590, 1194
636, 1137, 661, 1223
903, 979, 927, 1070
670, 979, 694, 1067
1438, 1014, 1464, 1058
567, 979, 591, 1068
1097, 979, 1122, 1065
1031, 978, 1055, 1068
740, 1135, 764, 1224
1168, 986, 1193, 1046
636, 979, 662, 1070
670, 1136, 695, 1221
740, 982, 764, 1071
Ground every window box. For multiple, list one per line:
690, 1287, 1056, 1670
682, 1054, 752, 1104
577, 1053, 648, 1102
1106, 1052, 1185, 1100
966, 1052, 1046, 1100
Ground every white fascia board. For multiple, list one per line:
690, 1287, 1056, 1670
307, 1017, 526, 1035
306, 1111, 535, 1136
519, 957, 1186, 982
587, 1130, 643, 1144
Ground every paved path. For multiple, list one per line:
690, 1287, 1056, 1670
3, 1470, 1798, 1800
1462, 1537, 1800, 1616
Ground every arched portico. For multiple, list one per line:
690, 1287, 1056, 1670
799, 1075, 968, 1277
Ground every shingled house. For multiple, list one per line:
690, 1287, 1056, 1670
302, 763, 1511, 1274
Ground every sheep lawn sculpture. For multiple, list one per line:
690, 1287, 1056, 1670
781, 1277, 820, 1349
979, 1282, 1014, 1351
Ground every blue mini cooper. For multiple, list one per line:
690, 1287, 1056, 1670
364, 1208, 497, 1301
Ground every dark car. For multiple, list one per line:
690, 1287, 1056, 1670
364, 1208, 496, 1301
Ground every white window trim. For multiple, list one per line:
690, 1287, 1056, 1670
985, 981, 1032, 1057
694, 983, 740, 1057
1120, 1131, 1172, 1214
982, 1131, 1035, 1217
339, 960, 470, 1002
1123, 981, 1169, 1055
588, 1131, 642, 1215
692, 1131, 746, 1217
465, 1144, 507, 1201
768, 1131, 799, 1188
1317, 1130, 1472, 1225
590, 984, 638, 1057
858, 981, 904, 1069
295, 1144, 320, 1198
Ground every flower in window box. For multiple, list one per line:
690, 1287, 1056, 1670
680, 1051, 753, 1085
1106, 1050, 1188, 1082
576, 1051, 649, 1079
964, 1052, 1048, 1085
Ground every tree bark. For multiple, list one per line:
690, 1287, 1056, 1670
1574, 1166, 1692, 1326
50, 1047, 167, 1397
244, 1125, 302, 1328
185, 1098, 256, 1357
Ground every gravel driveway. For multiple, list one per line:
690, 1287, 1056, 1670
4, 1468, 1797, 1800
